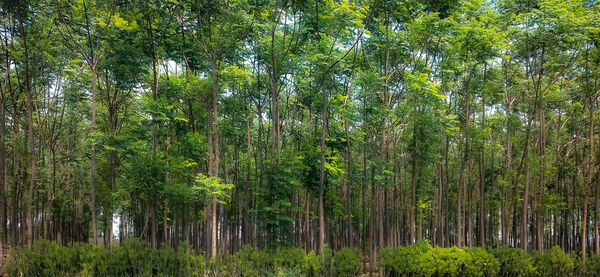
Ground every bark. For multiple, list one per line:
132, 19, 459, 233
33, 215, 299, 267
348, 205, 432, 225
502, 98, 513, 246
243, 112, 252, 245
90, 65, 98, 244
583, 101, 594, 264
537, 109, 545, 252
10, 105, 19, 248
16, 0, 36, 249
522, 158, 530, 252
318, 75, 327, 255
479, 91, 485, 247
458, 73, 472, 248
0, 78, 6, 265
209, 57, 221, 258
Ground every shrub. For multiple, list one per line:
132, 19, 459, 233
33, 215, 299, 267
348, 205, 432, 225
5, 239, 206, 277
378, 241, 432, 276
464, 247, 500, 277
211, 245, 269, 277
274, 247, 305, 271
587, 254, 600, 277
532, 246, 574, 277
333, 247, 362, 277
302, 250, 322, 276
489, 246, 535, 277
417, 246, 468, 276
7, 240, 593, 277
5, 240, 84, 277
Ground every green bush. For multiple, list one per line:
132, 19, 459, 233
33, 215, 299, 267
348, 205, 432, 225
274, 247, 305, 271
5, 240, 85, 277
587, 254, 600, 277
378, 241, 431, 276
531, 246, 574, 277
211, 245, 269, 277
417, 245, 467, 276
6, 240, 593, 277
333, 247, 362, 276
464, 247, 500, 277
302, 250, 322, 276
489, 246, 535, 277
379, 241, 502, 277
5, 239, 206, 277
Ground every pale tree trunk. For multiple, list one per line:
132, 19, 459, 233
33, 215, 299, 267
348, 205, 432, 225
410, 107, 417, 245
10, 104, 18, 247
0, 81, 6, 267
90, 64, 98, 244
458, 75, 471, 248
502, 98, 513, 246
243, 114, 252, 245
209, 57, 221, 259
344, 105, 353, 248
318, 75, 328, 255
583, 100, 594, 264
479, 91, 486, 247
596, 99, 600, 254
522, 157, 530, 252
16, 0, 36, 248
537, 109, 546, 252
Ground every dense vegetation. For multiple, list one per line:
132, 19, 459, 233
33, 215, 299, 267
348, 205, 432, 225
7, 239, 600, 276
1, 0, 600, 275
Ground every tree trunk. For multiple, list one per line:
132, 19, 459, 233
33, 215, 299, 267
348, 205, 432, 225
318, 75, 328, 255
479, 92, 485, 247
458, 75, 471, 248
0, 88, 6, 264
209, 57, 221, 258
16, 0, 36, 249
583, 101, 594, 264
10, 105, 19, 247
522, 160, 530, 252
90, 64, 98, 245
502, 98, 513, 246
243, 112, 252, 246
537, 109, 546, 252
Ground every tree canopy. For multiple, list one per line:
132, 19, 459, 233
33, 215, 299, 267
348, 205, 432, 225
1, 0, 600, 274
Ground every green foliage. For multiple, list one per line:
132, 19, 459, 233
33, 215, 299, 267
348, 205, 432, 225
193, 173, 234, 204
488, 246, 535, 277
464, 247, 501, 277
586, 254, 600, 277
531, 246, 575, 277
5, 239, 205, 277
333, 247, 363, 277
5, 240, 365, 277
378, 242, 588, 277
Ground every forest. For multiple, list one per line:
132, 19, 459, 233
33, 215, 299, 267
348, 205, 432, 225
1, 0, 600, 276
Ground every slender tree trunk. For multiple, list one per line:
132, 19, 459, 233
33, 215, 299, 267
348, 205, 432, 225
458, 75, 471, 248
596, 100, 600, 255
18, 8, 37, 248
479, 92, 485, 247
90, 64, 98, 244
369, 167, 376, 276
243, 112, 252, 245
17, 0, 36, 248
537, 109, 545, 252
0, 91, 6, 265
410, 110, 417, 245
10, 106, 19, 247
502, 99, 513, 246
522, 158, 530, 252
344, 107, 353, 248
583, 101, 594, 264
209, 57, 221, 258
318, 75, 328, 255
